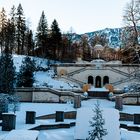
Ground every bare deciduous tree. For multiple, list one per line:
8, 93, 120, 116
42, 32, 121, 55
123, 0, 140, 46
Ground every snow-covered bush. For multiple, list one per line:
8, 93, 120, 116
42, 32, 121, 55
0, 94, 9, 113
0, 94, 20, 113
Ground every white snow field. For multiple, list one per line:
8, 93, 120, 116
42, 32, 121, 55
0, 55, 138, 139
74, 108, 120, 140
0, 99, 139, 139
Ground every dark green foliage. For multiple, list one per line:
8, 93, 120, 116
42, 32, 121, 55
17, 56, 36, 87
0, 53, 16, 94
16, 3, 26, 54
0, 7, 7, 52
25, 29, 35, 55
0, 94, 20, 113
36, 11, 48, 57
87, 101, 107, 140
9, 5, 16, 53
49, 19, 62, 60
0, 94, 9, 113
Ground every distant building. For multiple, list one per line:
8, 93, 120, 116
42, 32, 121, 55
52, 59, 140, 89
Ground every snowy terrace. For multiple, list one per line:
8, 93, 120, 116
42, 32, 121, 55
0, 99, 140, 139
0, 55, 137, 140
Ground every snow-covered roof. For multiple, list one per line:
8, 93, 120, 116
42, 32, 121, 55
3, 130, 39, 140
90, 59, 106, 64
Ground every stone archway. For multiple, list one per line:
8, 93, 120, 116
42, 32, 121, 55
88, 76, 94, 85
103, 76, 109, 86
95, 76, 101, 88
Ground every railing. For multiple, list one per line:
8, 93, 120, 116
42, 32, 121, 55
110, 67, 130, 77
61, 76, 85, 86
111, 77, 135, 86
67, 67, 86, 76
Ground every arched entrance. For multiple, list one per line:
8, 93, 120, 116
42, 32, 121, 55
88, 76, 94, 85
95, 76, 101, 88
103, 76, 109, 86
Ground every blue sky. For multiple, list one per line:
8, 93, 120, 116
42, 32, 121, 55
0, 0, 130, 34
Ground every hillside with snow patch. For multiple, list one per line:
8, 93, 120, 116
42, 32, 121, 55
13, 55, 81, 90
73, 28, 122, 48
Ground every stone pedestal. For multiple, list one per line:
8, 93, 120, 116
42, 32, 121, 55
26, 111, 36, 124
74, 95, 81, 108
55, 111, 64, 122
134, 114, 140, 124
2, 113, 16, 131
115, 96, 123, 110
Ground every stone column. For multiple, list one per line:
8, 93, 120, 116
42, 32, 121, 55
26, 111, 36, 124
115, 96, 123, 110
74, 95, 81, 108
134, 114, 140, 124
55, 111, 64, 122
2, 113, 16, 131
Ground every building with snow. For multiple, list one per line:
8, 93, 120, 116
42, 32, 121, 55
52, 59, 140, 90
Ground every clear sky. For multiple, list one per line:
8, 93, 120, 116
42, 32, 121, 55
0, 0, 130, 34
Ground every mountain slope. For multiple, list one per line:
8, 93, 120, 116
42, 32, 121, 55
73, 28, 122, 48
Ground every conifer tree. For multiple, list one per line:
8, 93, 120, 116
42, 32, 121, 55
16, 3, 26, 54
17, 56, 36, 87
36, 11, 48, 57
9, 5, 16, 53
0, 7, 7, 52
50, 19, 62, 60
0, 50, 16, 94
0, 8, 16, 95
87, 101, 107, 140
25, 28, 34, 55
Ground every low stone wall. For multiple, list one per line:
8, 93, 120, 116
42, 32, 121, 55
15, 88, 60, 102
30, 122, 75, 130
36, 111, 77, 120
88, 91, 109, 98
120, 112, 133, 121
120, 123, 140, 132
121, 94, 140, 105
15, 88, 33, 102
32, 92, 59, 103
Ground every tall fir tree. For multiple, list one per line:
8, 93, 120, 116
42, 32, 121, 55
0, 51, 16, 94
0, 7, 7, 53
9, 5, 16, 53
87, 101, 107, 140
50, 19, 62, 60
17, 56, 35, 87
25, 28, 35, 56
16, 3, 26, 54
65, 29, 74, 61
36, 11, 48, 57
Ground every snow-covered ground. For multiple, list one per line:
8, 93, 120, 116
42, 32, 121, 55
0, 99, 140, 140
13, 54, 81, 90
2, 55, 138, 139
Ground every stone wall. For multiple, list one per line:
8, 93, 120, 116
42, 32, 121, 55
36, 111, 77, 120
32, 92, 59, 103
15, 88, 75, 103
120, 112, 133, 121
15, 88, 59, 102
15, 88, 33, 102
122, 94, 140, 105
